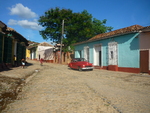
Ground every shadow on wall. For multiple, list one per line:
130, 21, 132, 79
113, 33, 139, 50
44, 49, 53, 60
130, 37, 139, 50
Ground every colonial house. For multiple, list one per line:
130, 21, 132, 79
27, 42, 73, 64
27, 42, 54, 62
73, 25, 150, 74
26, 41, 39, 60
0, 21, 28, 70
37, 42, 54, 62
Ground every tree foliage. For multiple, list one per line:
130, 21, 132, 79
38, 7, 113, 49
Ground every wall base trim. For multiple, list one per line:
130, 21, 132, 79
108, 65, 118, 71
101, 66, 145, 74
45, 60, 53, 63
118, 67, 140, 73
102, 66, 108, 70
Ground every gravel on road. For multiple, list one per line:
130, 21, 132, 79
1, 60, 150, 113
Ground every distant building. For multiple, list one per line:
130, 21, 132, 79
37, 42, 54, 62
26, 41, 39, 60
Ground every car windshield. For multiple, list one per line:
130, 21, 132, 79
74, 58, 86, 62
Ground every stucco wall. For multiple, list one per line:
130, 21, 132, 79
117, 33, 139, 68
149, 50, 150, 70
139, 32, 150, 70
75, 44, 85, 58
74, 32, 140, 68
139, 32, 150, 49
26, 49, 30, 58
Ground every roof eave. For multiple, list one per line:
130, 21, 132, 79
73, 31, 139, 46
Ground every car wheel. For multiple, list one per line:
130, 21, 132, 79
78, 67, 82, 71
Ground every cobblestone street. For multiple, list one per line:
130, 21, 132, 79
1, 60, 150, 113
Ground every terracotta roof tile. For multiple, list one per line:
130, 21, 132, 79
6, 27, 28, 46
89, 25, 143, 41
73, 25, 146, 46
26, 46, 37, 50
140, 26, 150, 32
38, 42, 54, 47
6, 27, 16, 31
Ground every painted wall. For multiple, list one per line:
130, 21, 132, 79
139, 32, 150, 49
75, 32, 140, 68
26, 49, 30, 59
30, 48, 36, 60
149, 50, 150, 70
139, 32, 150, 70
75, 44, 84, 60
117, 33, 139, 68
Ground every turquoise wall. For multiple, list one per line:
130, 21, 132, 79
74, 33, 140, 68
117, 33, 139, 68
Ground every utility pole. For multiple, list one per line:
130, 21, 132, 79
60, 19, 64, 64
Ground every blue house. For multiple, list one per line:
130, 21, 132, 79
74, 25, 150, 74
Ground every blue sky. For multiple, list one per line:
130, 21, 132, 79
0, 0, 150, 43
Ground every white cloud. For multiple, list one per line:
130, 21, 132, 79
9, 3, 37, 19
7, 19, 17, 25
8, 19, 43, 31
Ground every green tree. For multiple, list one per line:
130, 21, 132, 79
92, 18, 113, 35
38, 7, 113, 51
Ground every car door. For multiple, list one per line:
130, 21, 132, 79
73, 59, 80, 69
71, 59, 76, 69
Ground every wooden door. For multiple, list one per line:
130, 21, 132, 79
140, 50, 149, 73
99, 51, 101, 66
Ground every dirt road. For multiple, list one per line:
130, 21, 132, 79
2, 62, 150, 113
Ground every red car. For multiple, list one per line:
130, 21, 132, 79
68, 58, 94, 71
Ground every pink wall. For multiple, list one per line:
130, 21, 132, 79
139, 32, 150, 70
140, 32, 150, 49
149, 50, 150, 70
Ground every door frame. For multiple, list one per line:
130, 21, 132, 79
108, 42, 118, 65
94, 44, 102, 66
84, 46, 89, 62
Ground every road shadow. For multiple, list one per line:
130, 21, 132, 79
68, 68, 93, 72
25, 62, 33, 66
0, 62, 34, 72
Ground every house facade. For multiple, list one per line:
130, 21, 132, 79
139, 27, 150, 74
26, 42, 73, 64
74, 25, 150, 74
37, 42, 54, 62
27, 42, 54, 61
26, 41, 40, 60
0, 21, 28, 70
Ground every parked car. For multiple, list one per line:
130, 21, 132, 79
68, 58, 94, 71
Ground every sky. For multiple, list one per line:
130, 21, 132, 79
0, 0, 150, 43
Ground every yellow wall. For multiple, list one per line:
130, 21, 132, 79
26, 49, 30, 59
